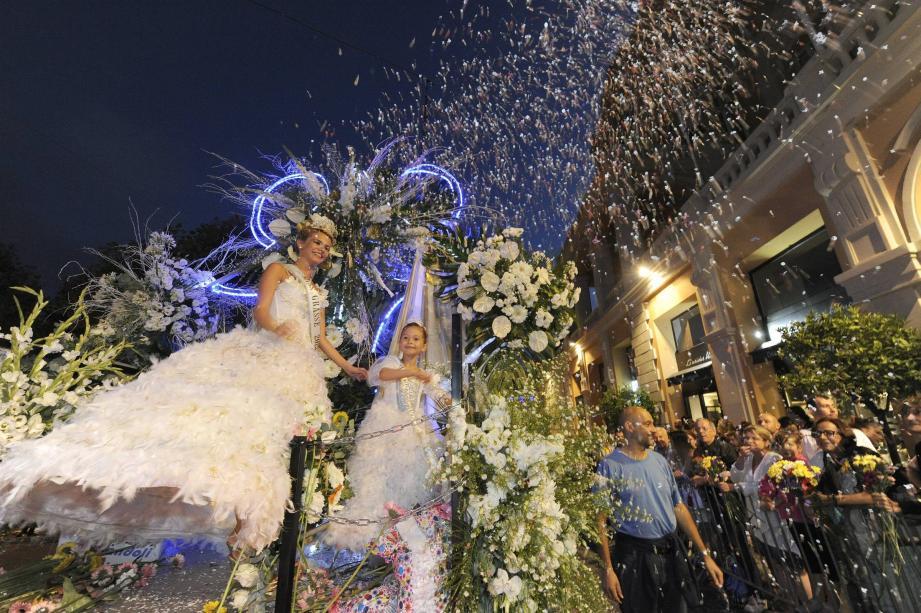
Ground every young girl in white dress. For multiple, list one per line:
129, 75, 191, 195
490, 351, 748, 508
0, 217, 367, 554
324, 322, 450, 551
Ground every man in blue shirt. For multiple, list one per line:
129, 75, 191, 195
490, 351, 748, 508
596, 406, 723, 612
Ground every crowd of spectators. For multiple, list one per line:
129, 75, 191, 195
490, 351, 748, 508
598, 393, 921, 612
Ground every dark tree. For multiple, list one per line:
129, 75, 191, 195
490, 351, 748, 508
0, 242, 40, 331
173, 215, 246, 262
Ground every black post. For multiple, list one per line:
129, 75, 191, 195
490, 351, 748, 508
448, 312, 464, 577
274, 436, 308, 613
451, 313, 463, 402
868, 394, 904, 466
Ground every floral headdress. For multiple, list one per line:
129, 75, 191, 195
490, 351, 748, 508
299, 214, 338, 241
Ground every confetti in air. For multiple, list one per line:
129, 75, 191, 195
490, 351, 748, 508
356, 0, 841, 255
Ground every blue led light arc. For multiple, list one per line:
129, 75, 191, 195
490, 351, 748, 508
209, 283, 258, 299
251, 172, 329, 248
212, 163, 463, 301
372, 295, 405, 354
210, 171, 328, 297
400, 164, 465, 217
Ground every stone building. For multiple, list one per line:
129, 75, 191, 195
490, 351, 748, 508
565, 0, 921, 424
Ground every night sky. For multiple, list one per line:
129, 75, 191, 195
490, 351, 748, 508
1, 1, 458, 291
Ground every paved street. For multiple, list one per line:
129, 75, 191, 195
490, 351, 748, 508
1, 534, 235, 612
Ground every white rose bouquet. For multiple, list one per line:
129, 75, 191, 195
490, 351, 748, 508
428, 227, 579, 355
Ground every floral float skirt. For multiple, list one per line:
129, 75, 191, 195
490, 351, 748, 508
333, 504, 450, 613
0, 327, 331, 552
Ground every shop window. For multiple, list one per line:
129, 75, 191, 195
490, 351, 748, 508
671, 304, 706, 351
671, 304, 710, 371
749, 229, 849, 343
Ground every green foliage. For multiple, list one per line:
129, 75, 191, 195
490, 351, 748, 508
778, 304, 921, 405
597, 384, 658, 432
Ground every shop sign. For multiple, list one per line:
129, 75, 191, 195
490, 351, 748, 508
676, 343, 710, 371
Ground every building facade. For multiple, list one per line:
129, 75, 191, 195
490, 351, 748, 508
566, 0, 921, 424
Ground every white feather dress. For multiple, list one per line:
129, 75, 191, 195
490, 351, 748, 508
0, 265, 331, 552
323, 355, 445, 551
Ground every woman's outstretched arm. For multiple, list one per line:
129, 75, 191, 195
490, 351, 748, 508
317, 309, 367, 380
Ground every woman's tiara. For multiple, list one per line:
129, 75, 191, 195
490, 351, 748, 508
297, 214, 338, 240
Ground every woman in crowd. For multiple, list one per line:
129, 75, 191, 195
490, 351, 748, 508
723, 425, 812, 604
811, 416, 908, 612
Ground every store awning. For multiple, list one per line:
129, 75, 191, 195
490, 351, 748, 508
750, 340, 782, 364
750, 341, 791, 374
666, 361, 712, 386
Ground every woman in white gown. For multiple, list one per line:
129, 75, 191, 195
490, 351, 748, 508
0, 217, 366, 553
324, 322, 449, 551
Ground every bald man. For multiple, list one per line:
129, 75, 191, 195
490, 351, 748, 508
652, 426, 671, 456
596, 406, 723, 611
756, 412, 781, 436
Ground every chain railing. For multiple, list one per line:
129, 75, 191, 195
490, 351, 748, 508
683, 481, 921, 612
272, 407, 460, 613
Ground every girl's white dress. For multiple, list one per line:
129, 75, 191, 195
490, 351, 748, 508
324, 355, 445, 551
0, 264, 331, 552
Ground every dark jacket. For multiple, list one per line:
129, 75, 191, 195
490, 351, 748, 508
694, 438, 738, 469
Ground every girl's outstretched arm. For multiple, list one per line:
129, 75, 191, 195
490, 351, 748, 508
378, 364, 431, 383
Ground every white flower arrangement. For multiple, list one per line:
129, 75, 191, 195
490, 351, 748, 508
527, 330, 549, 353
444, 229, 579, 355
343, 317, 369, 344
437, 391, 602, 610
84, 231, 226, 365
436, 355, 631, 611
326, 326, 344, 348
322, 360, 342, 379
491, 316, 512, 339
302, 438, 349, 521
234, 563, 260, 588
0, 288, 129, 458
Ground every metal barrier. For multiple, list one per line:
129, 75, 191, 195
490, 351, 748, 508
683, 481, 921, 612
